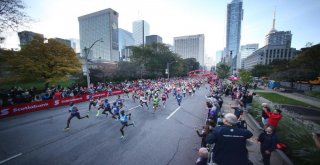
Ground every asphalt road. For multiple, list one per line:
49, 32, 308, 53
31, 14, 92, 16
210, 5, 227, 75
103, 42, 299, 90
0, 86, 210, 165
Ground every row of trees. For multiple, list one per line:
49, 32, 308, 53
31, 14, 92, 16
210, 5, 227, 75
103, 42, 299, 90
1, 38, 200, 85
89, 43, 200, 82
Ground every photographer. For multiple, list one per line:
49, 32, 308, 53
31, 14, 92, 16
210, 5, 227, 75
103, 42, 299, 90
206, 113, 253, 165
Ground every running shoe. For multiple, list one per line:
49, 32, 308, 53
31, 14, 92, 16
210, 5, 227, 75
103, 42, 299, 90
132, 121, 135, 127
86, 115, 89, 118
64, 127, 70, 131
121, 135, 124, 139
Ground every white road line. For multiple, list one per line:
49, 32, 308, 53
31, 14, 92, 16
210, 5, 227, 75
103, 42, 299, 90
128, 105, 141, 111
166, 106, 181, 119
0, 153, 23, 164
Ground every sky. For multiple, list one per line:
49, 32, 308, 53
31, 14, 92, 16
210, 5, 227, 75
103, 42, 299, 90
1, 0, 320, 63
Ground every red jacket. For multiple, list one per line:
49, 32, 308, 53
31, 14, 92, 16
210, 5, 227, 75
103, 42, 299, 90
266, 112, 283, 127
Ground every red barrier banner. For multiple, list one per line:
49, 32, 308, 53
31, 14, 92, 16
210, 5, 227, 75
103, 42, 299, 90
0, 100, 53, 119
52, 95, 87, 107
0, 87, 141, 119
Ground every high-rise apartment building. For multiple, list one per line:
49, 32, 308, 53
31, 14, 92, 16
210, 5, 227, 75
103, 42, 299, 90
226, 0, 243, 72
215, 50, 224, 66
173, 34, 205, 66
132, 20, 150, 46
78, 8, 119, 62
265, 13, 292, 48
118, 28, 134, 61
18, 31, 44, 46
146, 35, 162, 45
243, 13, 296, 70
238, 43, 259, 69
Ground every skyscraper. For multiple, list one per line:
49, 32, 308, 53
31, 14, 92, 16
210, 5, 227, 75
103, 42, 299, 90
132, 20, 150, 46
146, 35, 162, 45
243, 13, 296, 70
238, 43, 259, 69
118, 28, 134, 61
18, 31, 44, 47
265, 12, 292, 48
226, 0, 243, 72
78, 8, 119, 62
173, 34, 205, 66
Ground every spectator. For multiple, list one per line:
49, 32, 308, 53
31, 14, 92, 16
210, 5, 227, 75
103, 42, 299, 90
261, 103, 271, 128
258, 126, 278, 165
206, 113, 253, 165
265, 108, 283, 129
195, 147, 208, 165
195, 125, 210, 147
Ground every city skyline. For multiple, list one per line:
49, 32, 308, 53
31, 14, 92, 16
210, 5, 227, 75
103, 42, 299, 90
1, 0, 320, 63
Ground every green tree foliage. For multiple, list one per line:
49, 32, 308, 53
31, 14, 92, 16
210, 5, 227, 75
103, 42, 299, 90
8, 36, 81, 82
269, 59, 290, 72
289, 44, 320, 78
0, 49, 16, 80
183, 58, 200, 75
269, 44, 320, 83
251, 64, 271, 77
239, 69, 252, 85
130, 43, 184, 78
0, 0, 32, 32
216, 64, 230, 79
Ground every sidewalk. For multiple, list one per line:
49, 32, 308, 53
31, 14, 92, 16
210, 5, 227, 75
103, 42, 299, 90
254, 88, 320, 109
221, 95, 285, 165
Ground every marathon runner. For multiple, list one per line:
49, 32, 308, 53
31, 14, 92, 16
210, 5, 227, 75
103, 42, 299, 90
64, 102, 89, 131
119, 110, 135, 139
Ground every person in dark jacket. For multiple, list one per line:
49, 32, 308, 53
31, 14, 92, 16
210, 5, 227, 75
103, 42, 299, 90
206, 113, 253, 165
261, 103, 271, 127
195, 125, 210, 147
258, 126, 278, 165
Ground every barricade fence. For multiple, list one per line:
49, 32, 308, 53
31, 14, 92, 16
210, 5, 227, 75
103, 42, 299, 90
0, 87, 139, 119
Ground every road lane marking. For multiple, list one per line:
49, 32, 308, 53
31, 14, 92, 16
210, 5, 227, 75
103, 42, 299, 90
128, 105, 140, 111
166, 106, 181, 119
0, 153, 22, 164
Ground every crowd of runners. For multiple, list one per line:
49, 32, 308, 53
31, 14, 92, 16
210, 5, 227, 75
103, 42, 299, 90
64, 77, 206, 140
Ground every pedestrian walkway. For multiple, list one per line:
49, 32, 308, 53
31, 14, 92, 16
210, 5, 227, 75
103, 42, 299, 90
221, 95, 285, 165
254, 89, 320, 109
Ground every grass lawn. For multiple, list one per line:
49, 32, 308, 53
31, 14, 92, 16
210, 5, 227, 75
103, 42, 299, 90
255, 92, 316, 108
305, 91, 320, 100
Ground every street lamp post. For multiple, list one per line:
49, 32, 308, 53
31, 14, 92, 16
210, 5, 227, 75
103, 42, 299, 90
84, 38, 103, 89
166, 61, 177, 79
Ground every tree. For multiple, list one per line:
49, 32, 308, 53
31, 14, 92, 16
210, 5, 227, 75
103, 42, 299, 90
183, 58, 200, 74
8, 37, 81, 82
131, 43, 184, 78
269, 59, 289, 72
289, 44, 320, 78
0, 0, 32, 32
216, 64, 230, 79
251, 64, 271, 77
239, 69, 252, 85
